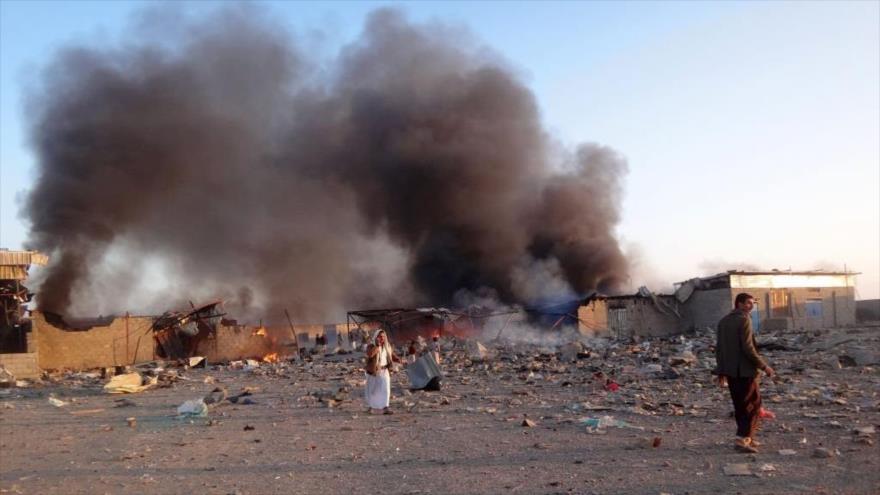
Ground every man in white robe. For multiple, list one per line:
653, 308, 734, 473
364, 329, 400, 414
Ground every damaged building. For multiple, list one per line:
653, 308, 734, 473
1, 296, 346, 376
1, 262, 863, 376
0, 250, 48, 378
578, 270, 859, 338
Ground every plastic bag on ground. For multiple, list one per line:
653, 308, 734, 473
581, 415, 644, 431
177, 398, 208, 417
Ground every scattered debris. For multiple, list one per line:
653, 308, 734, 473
203, 387, 228, 406
581, 415, 642, 431
467, 341, 490, 361
188, 356, 207, 368
70, 408, 105, 416
228, 388, 255, 404
1, 321, 878, 494
104, 372, 157, 394
853, 426, 875, 437
668, 350, 697, 367
723, 463, 753, 476
114, 398, 137, 408
558, 342, 583, 363
812, 447, 836, 458
406, 353, 443, 391
0, 365, 15, 387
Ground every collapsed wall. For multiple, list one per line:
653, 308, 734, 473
23, 311, 354, 371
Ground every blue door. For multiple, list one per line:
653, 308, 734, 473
751, 303, 761, 334
805, 299, 823, 318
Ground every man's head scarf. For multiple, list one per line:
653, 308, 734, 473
370, 328, 393, 357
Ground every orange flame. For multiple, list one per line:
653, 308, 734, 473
253, 327, 267, 337
262, 352, 279, 363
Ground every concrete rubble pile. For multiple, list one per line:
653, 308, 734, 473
1, 319, 878, 495
2, 325, 877, 450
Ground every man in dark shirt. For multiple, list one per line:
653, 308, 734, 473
714, 293, 776, 453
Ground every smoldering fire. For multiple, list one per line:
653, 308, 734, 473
23, 5, 629, 321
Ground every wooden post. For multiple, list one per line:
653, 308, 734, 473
284, 309, 299, 351
125, 312, 130, 364
493, 312, 515, 341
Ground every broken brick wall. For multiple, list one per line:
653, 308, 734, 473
195, 324, 276, 362
32, 312, 155, 370
292, 323, 353, 348
193, 322, 352, 363
0, 352, 40, 379
577, 299, 610, 337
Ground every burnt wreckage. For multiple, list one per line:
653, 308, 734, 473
151, 301, 225, 359
0, 250, 47, 353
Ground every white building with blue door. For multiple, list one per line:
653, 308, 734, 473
675, 270, 859, 332
577, 269, 860, 337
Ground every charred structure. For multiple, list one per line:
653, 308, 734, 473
151, 301, 225, 359
0, 250, 47, 353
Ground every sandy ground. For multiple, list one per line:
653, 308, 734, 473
1, 327, 878, 495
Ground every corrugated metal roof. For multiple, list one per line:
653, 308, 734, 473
0, 266, 29, 280
728, 270, 861, 276
0, 250, 48, 266
676, 269, 860, 286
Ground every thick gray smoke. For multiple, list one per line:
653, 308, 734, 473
23, 6, 629, 322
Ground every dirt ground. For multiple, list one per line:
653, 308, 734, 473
1, 327, 878, 495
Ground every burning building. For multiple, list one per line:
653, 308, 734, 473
346, 307, 486, 344
21, 6, 629, 324
8, 6, 649, 371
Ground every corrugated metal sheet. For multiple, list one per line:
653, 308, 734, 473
0, 266, 28, 280
0, 250, 48, 266
730, 274, 856, 289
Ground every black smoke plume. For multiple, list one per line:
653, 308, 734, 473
23, 6, 628, 321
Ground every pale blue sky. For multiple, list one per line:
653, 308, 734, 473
2, 1, 878, 298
